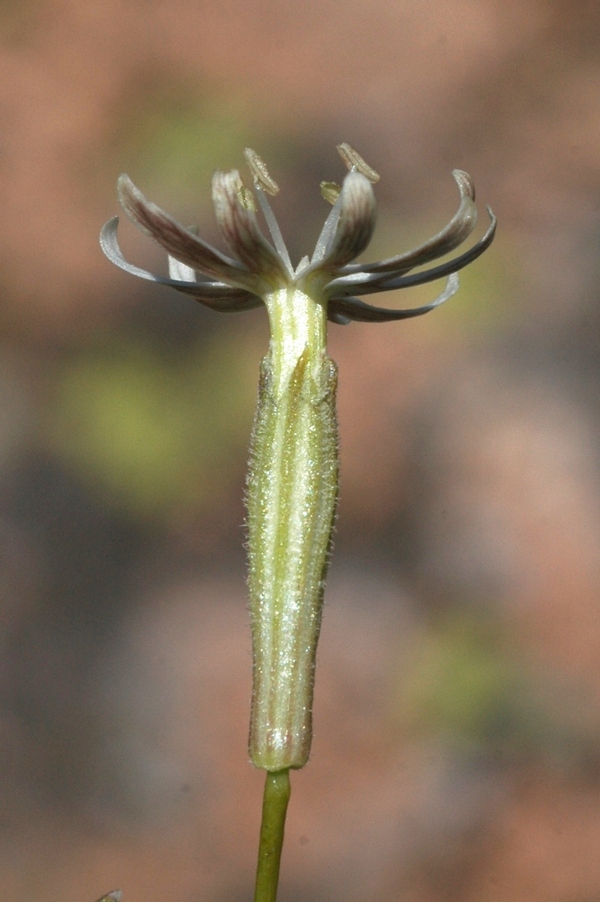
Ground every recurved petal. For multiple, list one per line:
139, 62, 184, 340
327, 273, 459, 323
341, 169, 479, 277
317, 171, 377, 270
211, 170, 289, 282
117, 174, 250, 286
327, 207, 496, 297
100, 216, 262, 312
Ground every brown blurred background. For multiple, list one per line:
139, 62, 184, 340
1, 1, 600, 900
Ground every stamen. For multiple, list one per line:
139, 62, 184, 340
244, 148, 280, 196
253, 183, 294, 277
310, 190, 344, 265
320, 181, 341, 204
336, 144, 380, 183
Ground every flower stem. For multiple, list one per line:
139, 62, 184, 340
253, 769, 291, 902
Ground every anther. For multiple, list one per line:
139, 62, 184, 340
320, 181, 341, 204
244, 148, 280, 196
336, 144, 380, 183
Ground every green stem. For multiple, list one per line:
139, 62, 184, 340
253, 769, 291, 902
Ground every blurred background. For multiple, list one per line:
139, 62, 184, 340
1, 0, 600, 900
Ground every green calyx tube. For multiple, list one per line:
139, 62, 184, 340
246, 286, 338, 771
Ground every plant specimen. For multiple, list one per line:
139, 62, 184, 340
100, 144, 495, 902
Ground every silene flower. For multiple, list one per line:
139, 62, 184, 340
100, 145, 495, 774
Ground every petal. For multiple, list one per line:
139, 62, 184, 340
100, 217, 262, 312
316, 171, 377, 270
117, 174, 250, 286
168, 253, 197, 283
302, 171, 376, 276
327, 273, 459, 323
211, 170, 289, 282
327, 207, 496, 297
341, 169, 479, 277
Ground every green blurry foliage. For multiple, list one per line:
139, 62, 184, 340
438, 231, 518, 336
396, 610, 588, 761
111, 88, 284, 211
48, 329, 258, 521
370, 213, 514, 339
399, 611, 528, 750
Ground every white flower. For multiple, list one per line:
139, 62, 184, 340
100, 144, 495, 325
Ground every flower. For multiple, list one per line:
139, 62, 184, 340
100, 146, 496, 773
100, 144, 496, 326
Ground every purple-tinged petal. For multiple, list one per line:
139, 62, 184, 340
211, 170, 289, 282
117, 174, 251, 286
100, 217, 262, 312
320, 171, 376, 268
327, 207, 496, 297
302, 171, 376, 279
341, 170, 479, 277
327, 273, 458, 323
